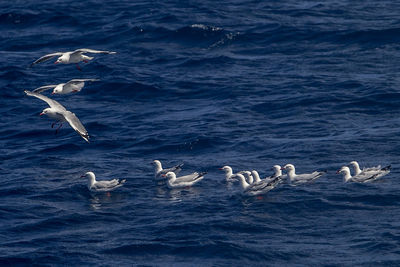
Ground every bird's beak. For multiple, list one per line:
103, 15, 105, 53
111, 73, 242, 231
218, 168, 223, 170
80, 175, 85, 178
51, 92, 55, 95
161, 174, 166, 177
336, 170, 340, 174
54, 61, 59, 64
281, 168, 284, 170
39, 112, 44, 116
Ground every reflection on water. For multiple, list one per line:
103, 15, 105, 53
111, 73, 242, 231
154, 183, 202, 202
89, 191, 126, 210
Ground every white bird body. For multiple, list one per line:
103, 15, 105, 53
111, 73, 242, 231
33, 79, 99, 95
24, 90, 90, 142
282, 164, 325, 185
339, 165, 391, 183
152, 160, 184, 181
235, 173, 282, 196
83, 171, 126, 192
165, 171, 206, 189
57, 51, 92, 64
30, 48, 116, 69
349, 161, 389, 178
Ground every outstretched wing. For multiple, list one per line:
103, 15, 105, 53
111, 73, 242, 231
24, 90, 66, 111
66, 79, 100, 85
72, 48, 116, 55
30, 52, 63, 66
32, 85, 57, 93
64, 111, 90, 143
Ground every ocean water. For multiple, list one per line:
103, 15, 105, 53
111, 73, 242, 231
2, 0, 400, 265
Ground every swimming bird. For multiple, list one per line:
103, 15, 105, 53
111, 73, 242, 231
82, 171, 126, 192
234, 173, 282, 196
337, 166, 391, 183
348, 161, 390, 177
152, 160, 184, 180
163, 171, 206, 189
282, 164, 325, 185
33, 79, 99, 95
24, 90, 89, 142
30, 48, 116, 70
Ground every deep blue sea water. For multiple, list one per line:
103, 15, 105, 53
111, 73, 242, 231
2, 0, 400, 265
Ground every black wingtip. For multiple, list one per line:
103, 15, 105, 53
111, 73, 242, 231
82, 134, 90, 143
382, 165, 391, 171
198, 172, 207, 177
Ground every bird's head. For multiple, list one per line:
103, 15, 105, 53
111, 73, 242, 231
337, 166, 350, 174
219, 166, 232, 173
349, 161, 359, 167
282, 164, 295, 171
272, 165, 281, 172
81, 171, 95, 180
55, 54, 67, 64
40, 108, 51, 116
52, 85, 63, 94
152, 160, 162, 169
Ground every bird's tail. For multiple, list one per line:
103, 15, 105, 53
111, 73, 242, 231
198, 172, 207, 177
194, 172, 207, 181
315, 170, 327, 179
